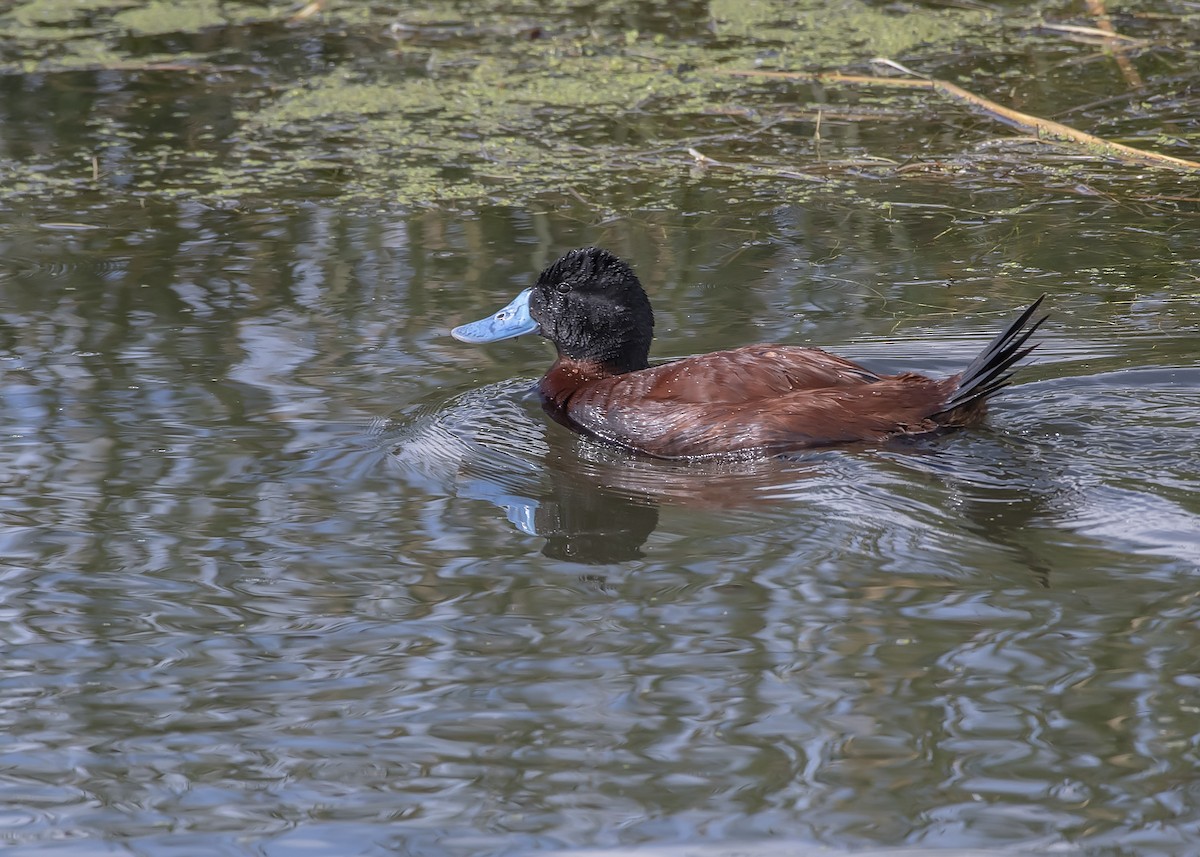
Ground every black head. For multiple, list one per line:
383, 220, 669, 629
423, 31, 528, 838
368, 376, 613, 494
528, 247, 654, 373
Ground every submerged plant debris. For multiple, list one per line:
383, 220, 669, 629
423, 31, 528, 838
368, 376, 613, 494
0, 0, 1198, 209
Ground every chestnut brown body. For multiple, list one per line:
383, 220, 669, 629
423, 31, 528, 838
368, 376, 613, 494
543, 347, 970, 458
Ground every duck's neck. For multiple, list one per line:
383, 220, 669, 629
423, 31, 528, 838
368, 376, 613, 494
539, 356, 631, 408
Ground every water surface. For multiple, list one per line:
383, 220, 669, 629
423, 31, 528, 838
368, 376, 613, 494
2, 1, 1199, 855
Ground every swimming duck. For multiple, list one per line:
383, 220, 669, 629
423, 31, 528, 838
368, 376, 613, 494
451, 247, 1046, 459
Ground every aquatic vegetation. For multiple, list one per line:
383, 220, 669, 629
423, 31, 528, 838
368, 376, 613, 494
0, 0, 1196, 208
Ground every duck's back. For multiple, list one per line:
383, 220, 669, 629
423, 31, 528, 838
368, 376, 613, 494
542, 345, 959, 458
640, 346, 888, 401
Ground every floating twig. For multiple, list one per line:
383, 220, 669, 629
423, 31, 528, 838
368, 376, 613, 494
687, 147, 722, 166
722, 62, 1200, 172
688, 147, 826, 183
290, 0, 326, 22
1083, 0, 1144, 88
1034, 23, 1146, 45
2, 60, 251, 75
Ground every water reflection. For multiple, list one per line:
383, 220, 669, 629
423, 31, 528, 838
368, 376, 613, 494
386, 339, 1200, 589
2, 176, 1200, 857
5, 0, 1200, 848
385, 372, 1069, 577
386, 380, 649, 563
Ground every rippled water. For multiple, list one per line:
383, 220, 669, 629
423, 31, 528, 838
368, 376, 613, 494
2, 200, 1198, 857
4, 2, 1200, 855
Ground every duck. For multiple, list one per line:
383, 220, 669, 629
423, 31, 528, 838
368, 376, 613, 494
450, 247, 1046, 459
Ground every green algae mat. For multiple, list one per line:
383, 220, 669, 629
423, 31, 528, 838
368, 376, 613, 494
2, 0, 1197, 208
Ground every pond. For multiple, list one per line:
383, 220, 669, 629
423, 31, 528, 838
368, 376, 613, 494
1, 1, 1198, 855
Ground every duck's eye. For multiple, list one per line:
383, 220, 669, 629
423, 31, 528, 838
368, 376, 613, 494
555, 281, 572, 295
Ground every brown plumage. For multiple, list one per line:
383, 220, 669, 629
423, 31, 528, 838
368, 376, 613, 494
451, 247, 1047, 460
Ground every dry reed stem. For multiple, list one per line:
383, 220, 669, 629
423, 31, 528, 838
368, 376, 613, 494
723, 64, 1200, 172
1084, 0, 1144, 88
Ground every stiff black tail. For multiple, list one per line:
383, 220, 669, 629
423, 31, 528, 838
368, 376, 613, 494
934, 295, 1048, 419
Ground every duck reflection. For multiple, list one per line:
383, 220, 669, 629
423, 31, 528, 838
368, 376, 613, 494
506, 412, 850, 562
386, 380, 1066, 574
386, 379, 844, 564
509, 480, 659, 563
